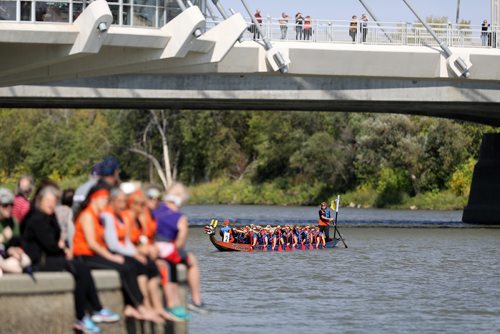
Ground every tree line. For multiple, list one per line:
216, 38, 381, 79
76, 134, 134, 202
0, 109, 496, 208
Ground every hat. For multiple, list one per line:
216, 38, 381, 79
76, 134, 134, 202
100, 156, 120, 176
91, 163, 102, 176
146, 187, 161, 200
0, 188, 14, 205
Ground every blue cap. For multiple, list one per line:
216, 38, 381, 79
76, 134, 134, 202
91, 163, 102, 176
99, 156, 120, 176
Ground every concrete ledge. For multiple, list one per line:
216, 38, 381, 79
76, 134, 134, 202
0, 267, 188, 334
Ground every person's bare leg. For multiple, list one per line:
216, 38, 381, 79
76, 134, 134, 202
164, 283, 181, 309
137, 275, 152, 309
187, 253, 202, 305
148, 277, 173, 320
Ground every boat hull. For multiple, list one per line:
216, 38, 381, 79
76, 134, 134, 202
209, 234, 339, 252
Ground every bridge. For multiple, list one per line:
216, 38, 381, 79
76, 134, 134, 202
1, 0, 500, 224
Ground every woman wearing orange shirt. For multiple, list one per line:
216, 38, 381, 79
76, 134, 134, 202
73, 185, 159, 322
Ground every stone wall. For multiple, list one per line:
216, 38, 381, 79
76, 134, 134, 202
0, 269, 187, 334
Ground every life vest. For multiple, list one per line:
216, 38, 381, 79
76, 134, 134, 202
318, 208, 330, 226
122, 209, 142, 245
141, 208, 157, 244
73, 206, 106, 256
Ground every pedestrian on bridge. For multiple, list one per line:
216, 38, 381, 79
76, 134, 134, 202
252, 9, 262, 40
481, 19, 490, 47
279, 12, 290, 40
361, 14, 369, 42
349, 15, 358, 42
295, 12, 304, 40
304, 15, 312, 40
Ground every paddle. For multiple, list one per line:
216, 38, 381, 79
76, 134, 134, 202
331, 195, 348, 248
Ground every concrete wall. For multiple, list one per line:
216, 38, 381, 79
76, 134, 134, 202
0, 270, 187, 334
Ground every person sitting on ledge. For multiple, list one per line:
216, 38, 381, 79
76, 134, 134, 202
22, 182, 120, 334
0, 187, 30, 276
154, 182, 208, 317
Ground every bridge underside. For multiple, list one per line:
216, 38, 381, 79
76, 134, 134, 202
1, 74, 500, 126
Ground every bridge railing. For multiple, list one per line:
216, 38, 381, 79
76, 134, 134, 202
206, 17, 500, 49
1, 1, 499, 49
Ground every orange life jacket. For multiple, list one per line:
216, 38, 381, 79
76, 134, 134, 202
122, 209, 141, 245
122, 208, 157, 245
73, 206, 106, 256
141, 208, 157, 244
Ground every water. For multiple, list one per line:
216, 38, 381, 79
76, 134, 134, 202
184, 205, 500, 334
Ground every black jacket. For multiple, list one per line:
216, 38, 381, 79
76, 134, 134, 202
22, 209, 65, 269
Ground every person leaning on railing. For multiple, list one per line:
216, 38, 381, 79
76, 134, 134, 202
295, 12, 304, 40
279, 12, 290, 40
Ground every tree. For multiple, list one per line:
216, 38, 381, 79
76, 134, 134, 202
129, 110, 175, 190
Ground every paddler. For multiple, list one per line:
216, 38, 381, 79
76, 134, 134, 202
318, 202, 334, 242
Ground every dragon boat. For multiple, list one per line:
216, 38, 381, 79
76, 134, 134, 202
204, 220, 340, 252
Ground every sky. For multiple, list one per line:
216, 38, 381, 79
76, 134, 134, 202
220, 0, 493, 26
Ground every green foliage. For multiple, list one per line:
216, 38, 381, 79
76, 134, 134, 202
449, 158, 476, 197
375, 168, 412, 207
0, 109, 493, 210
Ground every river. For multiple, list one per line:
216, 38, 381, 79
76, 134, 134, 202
183, 205, 500, 334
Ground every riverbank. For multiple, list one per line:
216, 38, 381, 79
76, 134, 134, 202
189, 179, 467, 210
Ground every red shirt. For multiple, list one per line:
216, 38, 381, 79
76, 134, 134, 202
12, 195, 30, 223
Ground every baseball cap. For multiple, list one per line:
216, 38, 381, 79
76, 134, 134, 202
0, 188, 14, 205
99, 156, 120, 176
91, 162, 102, 176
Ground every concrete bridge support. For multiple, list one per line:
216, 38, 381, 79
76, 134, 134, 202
462, 133, 500, 225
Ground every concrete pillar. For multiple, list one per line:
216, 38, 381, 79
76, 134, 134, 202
496, 0, 500, 26
462, 133, 500, 225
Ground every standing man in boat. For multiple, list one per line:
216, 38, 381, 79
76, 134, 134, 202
318, 202, 334, 242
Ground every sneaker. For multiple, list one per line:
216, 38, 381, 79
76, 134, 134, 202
187, 302, 209, 315
166, 306, 190, 321
91, 308, 120, 323
74, 316, 101, 333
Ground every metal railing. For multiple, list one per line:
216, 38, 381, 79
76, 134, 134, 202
1, 0, 499, 49
207, 17, 500, 49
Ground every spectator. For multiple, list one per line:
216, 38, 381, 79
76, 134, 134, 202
72, 185, 161, 322
279, 12, 290, 40
145, 186, 162, 212
72, 163, 101, 212
154, 183, 207, 317
21, 184, 120, 333
481, 19, 490, 47
251, 9, 262, 40
304, 15, 312, 40
349, 15, 358, 42
361, 14, 369, 42
55, 188, 75, 250
295, 12, 304, 40
0, 188, 30, 276
103, 188, 168, 320
97, 156, 121, 189
12, 175, 33, 223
